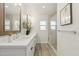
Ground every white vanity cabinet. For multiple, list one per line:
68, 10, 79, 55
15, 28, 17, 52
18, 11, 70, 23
0, 33, 37, 56
0, 46, 26, 56
26, 36, 37, 56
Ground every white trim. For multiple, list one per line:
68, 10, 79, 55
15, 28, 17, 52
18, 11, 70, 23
38, 42, 48, 44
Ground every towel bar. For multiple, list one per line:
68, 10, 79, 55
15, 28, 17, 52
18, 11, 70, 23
57, 30, 76, 34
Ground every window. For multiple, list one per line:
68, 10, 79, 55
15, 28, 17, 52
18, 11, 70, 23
50, 21, 56, 30
40, 21, 46, 30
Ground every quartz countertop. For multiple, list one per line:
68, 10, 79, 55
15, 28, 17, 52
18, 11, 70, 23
0, 32, 37, 46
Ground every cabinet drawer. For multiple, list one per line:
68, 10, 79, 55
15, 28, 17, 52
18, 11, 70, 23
0, 46, 26, 56
0, 46, 25, 49
0, 49, 26, 56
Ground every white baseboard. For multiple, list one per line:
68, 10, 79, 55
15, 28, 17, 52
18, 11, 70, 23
37, 42, 48, 44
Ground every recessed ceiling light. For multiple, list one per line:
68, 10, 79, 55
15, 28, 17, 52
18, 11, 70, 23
14, 3, 22, 6
18, 3, 22, 6
42, 6, 45, 8
14, 3, 17, 6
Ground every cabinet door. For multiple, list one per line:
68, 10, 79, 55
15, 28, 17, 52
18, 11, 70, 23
26, 41, 34, 56
26, 37, 37, 56
0, 46, 26, 56
32, 38, 37, 55
26, 39, 35, 56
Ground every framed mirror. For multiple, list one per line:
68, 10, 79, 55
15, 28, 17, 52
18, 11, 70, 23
4, 3, 21, 32
60, 3, 72, 26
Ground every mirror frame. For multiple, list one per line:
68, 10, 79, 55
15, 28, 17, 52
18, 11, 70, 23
3, 3, 21, 34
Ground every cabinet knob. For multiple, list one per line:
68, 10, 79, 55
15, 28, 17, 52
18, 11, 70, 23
31, 47, 33, 50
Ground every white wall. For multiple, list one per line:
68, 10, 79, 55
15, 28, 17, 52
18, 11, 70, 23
32, 15, 49, 43
57, 3, 79, 56
20, 7, 48, 43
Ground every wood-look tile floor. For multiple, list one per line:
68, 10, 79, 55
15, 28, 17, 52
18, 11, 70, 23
34, 43, 56, 56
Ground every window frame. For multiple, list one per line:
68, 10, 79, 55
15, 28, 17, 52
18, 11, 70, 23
40, 21, 47, 30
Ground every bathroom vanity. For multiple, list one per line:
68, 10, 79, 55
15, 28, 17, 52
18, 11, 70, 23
0, 33, 37, 56
0, 3, 37, 56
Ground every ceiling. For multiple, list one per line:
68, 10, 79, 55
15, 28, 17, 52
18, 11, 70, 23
23, 3, 57, 16
5, 3, 20, 15
5, 3, 57, 17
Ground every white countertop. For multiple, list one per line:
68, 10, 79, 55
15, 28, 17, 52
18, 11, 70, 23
0, 32, 37, 46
